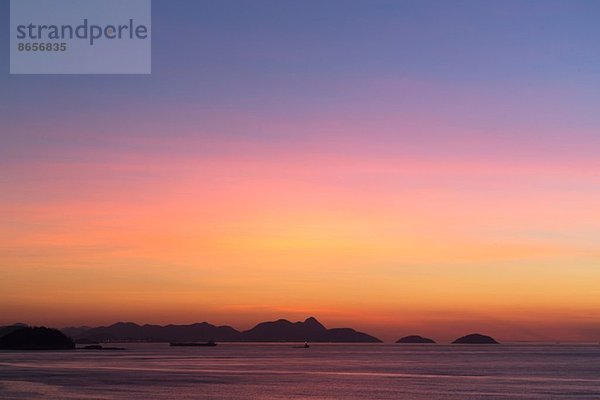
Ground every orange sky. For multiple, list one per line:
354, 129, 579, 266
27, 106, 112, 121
2, 145, 599, 342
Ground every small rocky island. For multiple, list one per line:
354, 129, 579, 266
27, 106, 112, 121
396, 335, 436, 344
0, 327, 75, 350
452, 333, 499, 344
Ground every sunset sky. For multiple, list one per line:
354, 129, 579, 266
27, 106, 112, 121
1, 0, 599, 342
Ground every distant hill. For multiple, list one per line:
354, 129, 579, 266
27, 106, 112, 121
396, 335, 436, 344
63, 317, 381, 343
452, 333, 499, 344
0, 323, 29, 339
241, 317, 325, 342
242, 317, 381, 342
0, 327, 75, 350
73, 322, 242, 343
61, 326, 92, 339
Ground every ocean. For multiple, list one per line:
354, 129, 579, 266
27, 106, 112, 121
1, 343, 599, 399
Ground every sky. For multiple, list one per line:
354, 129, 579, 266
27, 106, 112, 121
1, 0, 599, 342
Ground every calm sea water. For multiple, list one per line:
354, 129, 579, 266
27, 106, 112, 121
1, 343, 599, 399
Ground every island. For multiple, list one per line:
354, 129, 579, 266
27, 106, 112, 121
452, 333, 499, 344
0, 323, 28, 339
240, 317, 381, 342
396, 335, 436, 344
0, 327, 75, 350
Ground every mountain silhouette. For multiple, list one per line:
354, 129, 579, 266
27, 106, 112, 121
0, 323, 29, 339
242, 317, 380, 342
396, 335, 436, 344
452, 333, 499, 344
74, 321, 242, 343
0, 327, 75, 350
242, 317, 326, 342
61, 326, 92, 339
63, 317, 381, 343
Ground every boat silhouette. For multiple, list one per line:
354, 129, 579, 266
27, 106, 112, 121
170, 340, 217, 347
